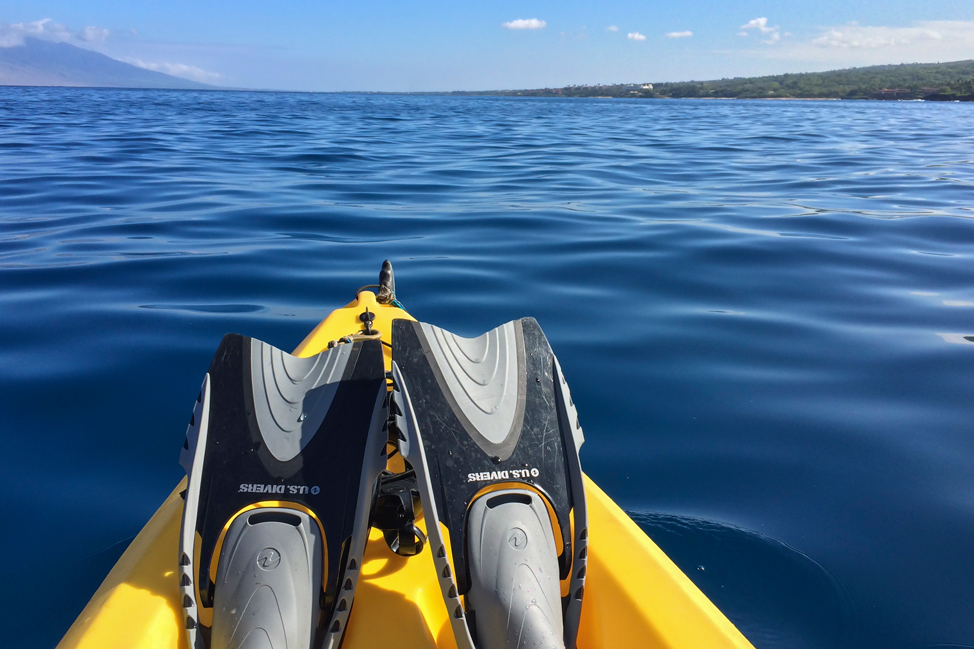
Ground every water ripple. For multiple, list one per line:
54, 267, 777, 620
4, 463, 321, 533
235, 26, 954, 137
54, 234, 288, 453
1, 88, 973, 649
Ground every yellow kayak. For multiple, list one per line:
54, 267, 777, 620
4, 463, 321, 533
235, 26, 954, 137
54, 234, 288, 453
58, 270, 754, 649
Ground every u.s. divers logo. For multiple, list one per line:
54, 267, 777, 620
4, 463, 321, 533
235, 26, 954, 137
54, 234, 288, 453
466, 468, 540, 482
238, 483, 320, 494
257, 548, 281, 570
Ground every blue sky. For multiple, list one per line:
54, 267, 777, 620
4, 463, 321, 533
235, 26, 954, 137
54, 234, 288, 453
1, 1, 972, 90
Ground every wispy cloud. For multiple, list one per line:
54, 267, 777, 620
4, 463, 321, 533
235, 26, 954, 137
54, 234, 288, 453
606, 25, 619, 32
0, 18, 112, 48
0, 18, 70, 47
741, 18, 775, 34
627, 32, 647, 41
742, 19, 974, 64
812, 21, 951, 50
503, 19, 546, 30
0, 17, 228, 85
666, 31, 693, 39
738, 20, 974, 67
78, 26, 110, 42
127, 58, 222, 83
0, 27, 21, 47
740, 17, 782, 44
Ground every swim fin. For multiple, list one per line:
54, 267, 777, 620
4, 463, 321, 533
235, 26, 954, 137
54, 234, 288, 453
178, 334, 388, 649
391, 318, 587, 649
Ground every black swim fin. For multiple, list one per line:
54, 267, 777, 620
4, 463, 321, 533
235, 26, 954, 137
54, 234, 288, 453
178, 334, 388, 649
391, 318, 587, 649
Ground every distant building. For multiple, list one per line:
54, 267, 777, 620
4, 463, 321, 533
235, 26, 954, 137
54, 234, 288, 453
642, 84, 654, 90
872, 88, 914, 100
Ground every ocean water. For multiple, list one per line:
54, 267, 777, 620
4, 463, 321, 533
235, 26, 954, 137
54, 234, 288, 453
1, 87, 973, 648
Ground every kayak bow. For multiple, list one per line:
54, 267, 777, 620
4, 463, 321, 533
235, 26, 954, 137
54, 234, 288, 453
58, 263, 753, 649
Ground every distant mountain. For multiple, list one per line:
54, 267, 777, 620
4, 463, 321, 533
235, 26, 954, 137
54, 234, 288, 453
0, 38, 218, 89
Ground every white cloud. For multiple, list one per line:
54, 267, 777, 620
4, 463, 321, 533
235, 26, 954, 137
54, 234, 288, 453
742, 19, 974, 65
812, 21, 950, 50
0, 18, 112, 48
0, 28, 22, 47
627, 32, 647, 41
741, 17, 776, 34
128, 59, 222, 83
0, 18, 67, 47
503, 19, 546, 30
607, 25, 619, 32
740, 17, 782, 44
666, 31, 693, 39
16, 18, 71, 40
79, 26, 110, 42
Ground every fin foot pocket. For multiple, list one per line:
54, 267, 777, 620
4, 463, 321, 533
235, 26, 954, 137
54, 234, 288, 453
211, 508, 323, 649
467, 489, 565, 649
179, 334, 388, 649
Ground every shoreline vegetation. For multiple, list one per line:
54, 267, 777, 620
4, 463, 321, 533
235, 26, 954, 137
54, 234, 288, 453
448, 60, 974, 101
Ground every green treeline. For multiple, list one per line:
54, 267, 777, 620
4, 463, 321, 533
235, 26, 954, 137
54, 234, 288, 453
653, 60, 974, 99
454, 60, 974, 101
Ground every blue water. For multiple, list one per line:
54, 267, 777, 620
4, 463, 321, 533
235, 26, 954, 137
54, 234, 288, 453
2, 87, 973, 648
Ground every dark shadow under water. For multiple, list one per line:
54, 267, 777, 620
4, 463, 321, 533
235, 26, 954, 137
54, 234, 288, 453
633, 512, 855, 648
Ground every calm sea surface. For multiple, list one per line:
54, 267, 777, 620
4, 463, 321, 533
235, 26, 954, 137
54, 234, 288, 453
1, 88, 973, 648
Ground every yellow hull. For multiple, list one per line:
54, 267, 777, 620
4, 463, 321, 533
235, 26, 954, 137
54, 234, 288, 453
58, 291, 753, 649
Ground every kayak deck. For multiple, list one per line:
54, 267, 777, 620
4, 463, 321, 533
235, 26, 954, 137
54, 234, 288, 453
57, 291, 753, 649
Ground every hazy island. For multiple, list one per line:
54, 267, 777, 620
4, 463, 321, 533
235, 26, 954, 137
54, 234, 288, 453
0, 38, 217, 90
451, 60, 974, 102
